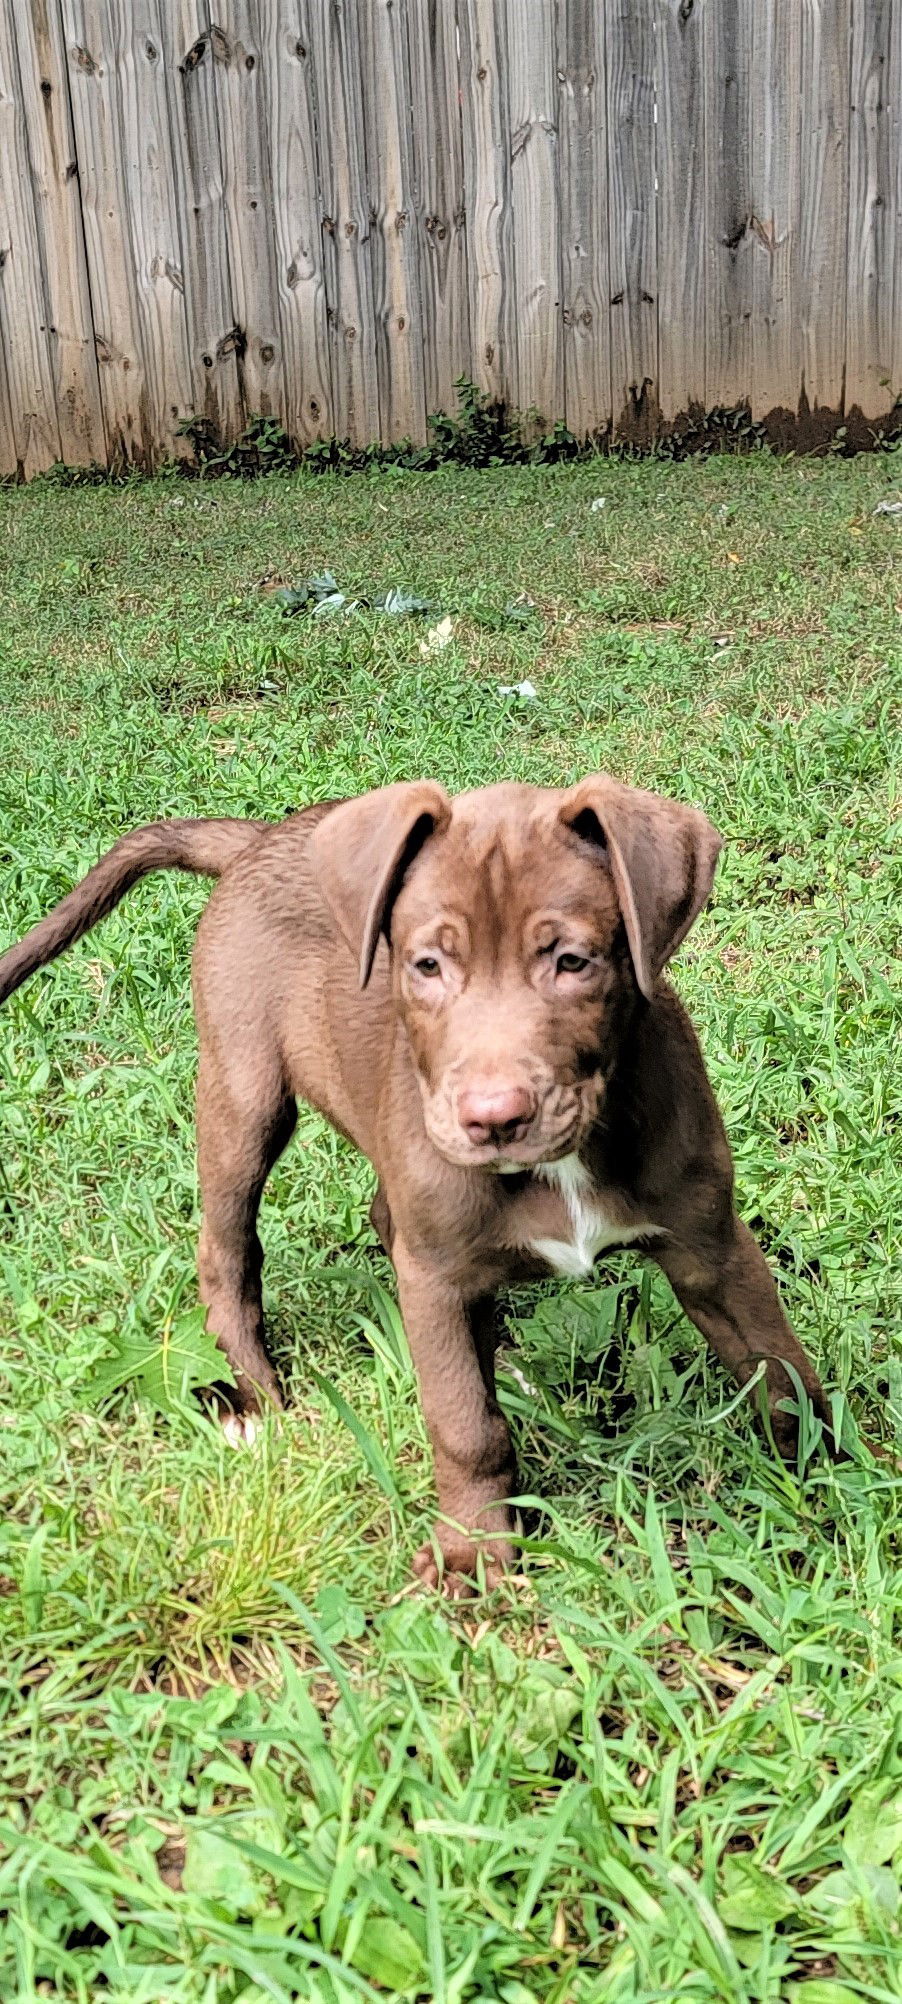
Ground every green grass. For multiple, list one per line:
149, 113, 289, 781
0, 449, 900, 2002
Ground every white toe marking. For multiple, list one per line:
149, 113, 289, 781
506, 1363, 540, 1398
222, 1414, 260, 1450
528, 1153, 662, 1279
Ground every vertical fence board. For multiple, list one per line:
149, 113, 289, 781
798, 0, 850, 417
0, 0, 61, 474
458, 0, 515, 406
259, 10, 332, 444
846, 0, 897, 415
61, 0, 144, 461
893, 0, 902, 404
0, 319, 16, 476
13, 0, 105, 465
62, 0, 195, 463
656, 0, 705, 419
704, 0, 753, 409
558, 0, 610, 437
308, 0, 379, 445
606, 0, 657, 438
162, 2, 242, 444
406, 0, 469, 421
504, 0, 561, 423
119, 1, 196, 458
211, 0, 284, 418
749, 0, 801, 416
361, 0, 427, 443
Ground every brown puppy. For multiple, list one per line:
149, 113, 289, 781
0, 779, 832, 1585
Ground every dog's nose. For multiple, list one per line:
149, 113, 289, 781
457, 1083, 537, 1147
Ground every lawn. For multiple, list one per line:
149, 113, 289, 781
0, 448, 900, 2003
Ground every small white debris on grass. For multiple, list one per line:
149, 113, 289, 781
590, 496, 607, 513
499, 679, 537, 700
419, 615, 454, 657
873, 498, 902, 516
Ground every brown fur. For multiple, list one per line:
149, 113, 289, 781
0, 778, 834, 1587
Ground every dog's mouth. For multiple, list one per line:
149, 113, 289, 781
427, 1126, 584, 1175
487, 1135, 579, 1173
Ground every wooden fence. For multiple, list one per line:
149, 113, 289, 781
0, 1, 900, 477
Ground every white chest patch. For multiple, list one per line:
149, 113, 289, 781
528, 1154, 661, 1279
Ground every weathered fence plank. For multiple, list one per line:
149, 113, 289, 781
750, 0, 801, 417
458, 0, 515, 408
60, 0, 142, 462
894, 0, 902, 406
798, 0, 851, 420
61, 0, 195, 464
846, 0, 898, 416
655, 0, 705, 420
0, 330, 16, 479
259, 8, 332, 444
557, 0, 610, 437
11, 0, 105, 466
361, 0, 427, 444
406, 0, 470, 422
606, 0, 657, 439
504, 0, 561, 425
211, 0, 284, 419
0, 0, 61, 474
162, 2, 243, 446
704, 0, 753, 411
308, 0, 379, 445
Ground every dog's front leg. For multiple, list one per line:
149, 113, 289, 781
392, 1237, 517, 1589
654, 1215, 834, 1459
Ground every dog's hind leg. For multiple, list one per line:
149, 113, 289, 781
196, 1046, 296, 1431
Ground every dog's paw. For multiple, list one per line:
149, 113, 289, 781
412, 1543, 482, 1598
412, 1528, 511, 1597
221, 1412, 261, 1451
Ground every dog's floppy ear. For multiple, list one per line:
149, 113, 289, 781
312, 782, 452, 988
559, 775, 722, 1000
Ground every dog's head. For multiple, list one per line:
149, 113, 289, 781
313, 777, 721, 1170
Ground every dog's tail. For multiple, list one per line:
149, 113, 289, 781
0, 818, 270, 1006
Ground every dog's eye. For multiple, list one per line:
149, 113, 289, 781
414, 956, 441, 977
556, 952, 590, 976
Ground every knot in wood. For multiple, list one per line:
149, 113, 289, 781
180, 37, 207, 74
